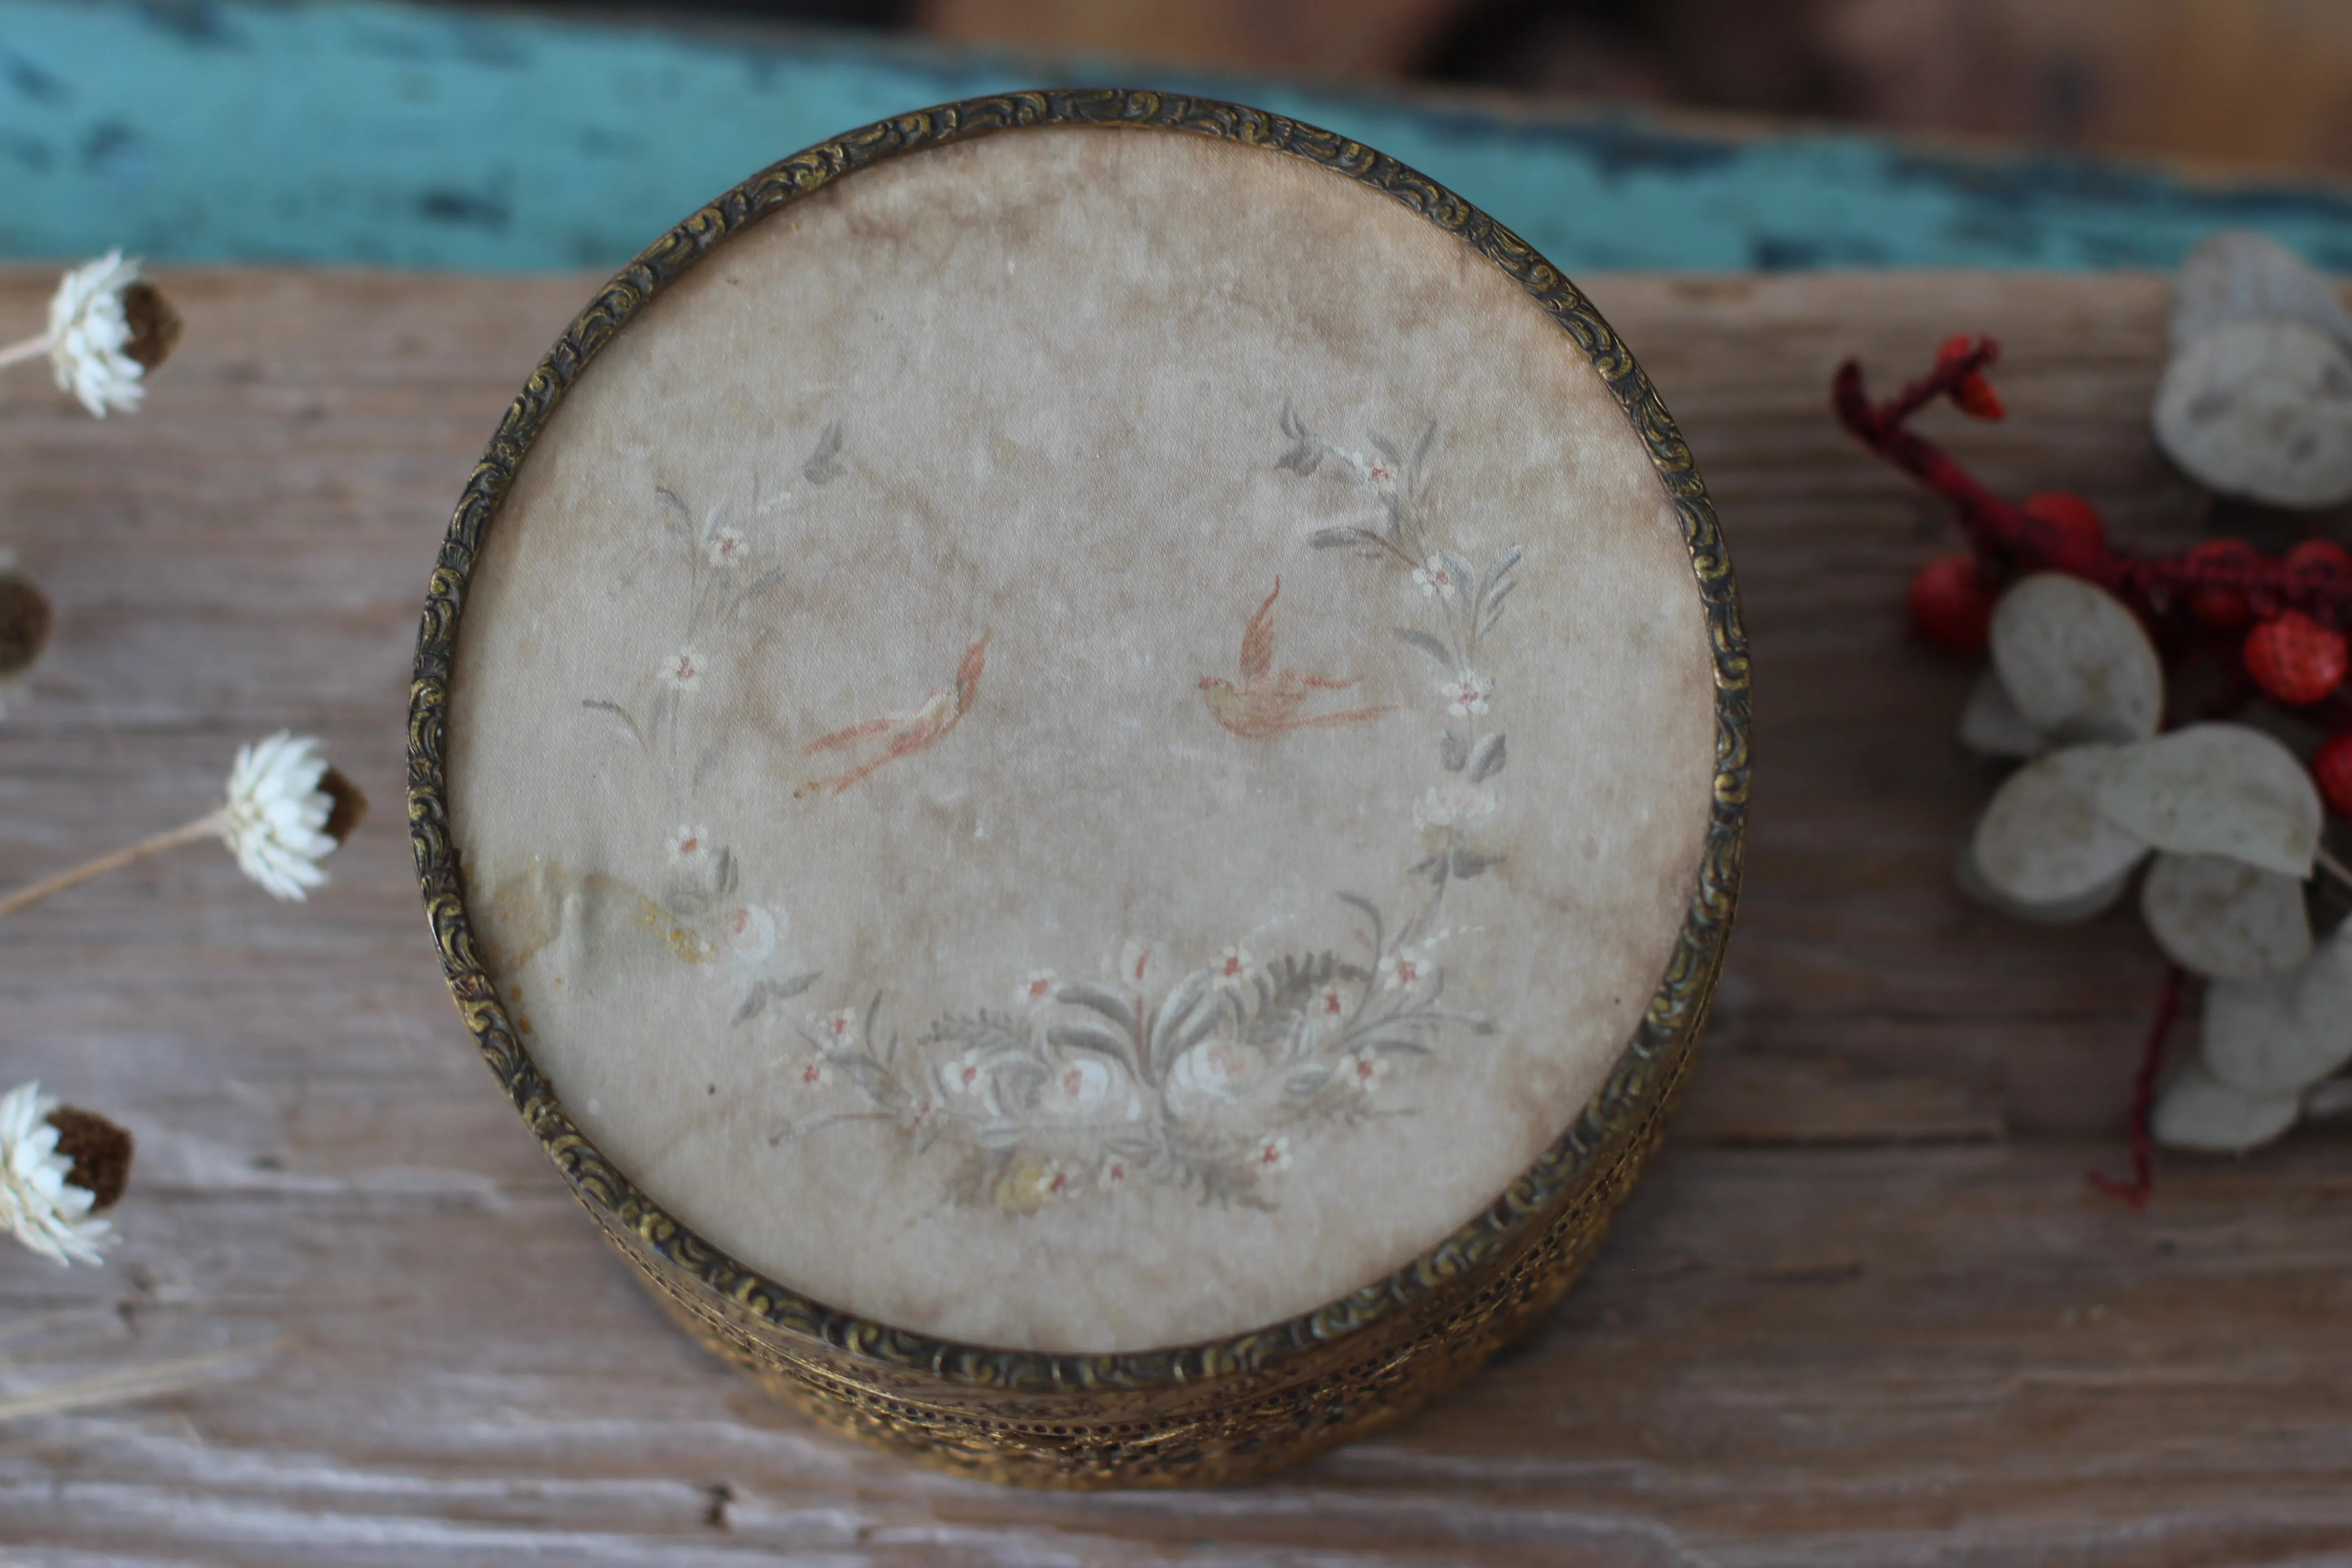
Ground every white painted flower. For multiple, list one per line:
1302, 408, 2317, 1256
941, 1049, 995, 1099
0, 1082, 110, 1266
1042, 1055, 1112, 1116
721, 903, 776, 964
1097, 1156, 1131, 1191
1340, 1050, 1390, 1093
1440, 670, 1493, 717
1215, 943, 1255, 987
792, 1057, 833, 1090
1416, 779, 1498, 831
1411, 561, 1460, 598
1017, 968, 1057, 1007
1353, 450, 1399, 495
813, 1009, 858, 1049
220, 732, 341, 902
671, 824, 711, 862
1253, 1134, 1294, 1174
44, 251, 156, 417
1377, 946, 1431, 992
1312, 982, 1348, 1023
658, 649, 705, 691
700, 505, 748, 568
1170, 1038, 1261, 1101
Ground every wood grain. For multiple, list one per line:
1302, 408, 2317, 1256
2, 266, 2347, 1565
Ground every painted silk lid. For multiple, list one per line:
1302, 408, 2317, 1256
443, 119, 1720, 1355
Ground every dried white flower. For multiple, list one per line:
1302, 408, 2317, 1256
221, 732, 344, 901
0, 250, 179, 416
45, 252, 168, 416
0, 732, 363, 919
0, 1082, 111, 1266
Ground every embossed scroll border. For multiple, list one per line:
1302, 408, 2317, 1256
407, 88, 1750, 1425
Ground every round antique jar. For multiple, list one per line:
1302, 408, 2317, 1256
409, 90, 1746, 1488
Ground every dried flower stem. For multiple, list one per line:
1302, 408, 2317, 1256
0, 1341, 283, 1421
0, 809, 228, 917
0, 333, 47, 371
2318, 845, 2352, 893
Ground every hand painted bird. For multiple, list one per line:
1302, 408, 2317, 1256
800, 632, 990, 796
1199, 578, 1394, 740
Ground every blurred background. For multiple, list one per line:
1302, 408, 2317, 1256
7, 0, 2352, 270
508, 0, 2352, 181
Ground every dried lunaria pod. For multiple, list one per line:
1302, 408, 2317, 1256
2153, 233, 2352, 508
1987, 573, 2162, 745
2168, 231, 2352, 354
0, 250, 181, 417
1953, 835, 2135, 926
0, 733, 365, 916
2137, 852, 2311, 981
0, 548, 51, 717
2150, 1058, 2302, 1155
1968, 744, 2144, 916
2199, 919, 2352, 1096
1963, 706, 2323, 953
1955, 573, 2352, 1155
0, 1081, 130, 1265
2093, 723, 2322, 878
2156, 918, 2352, 1154
2153, 321, 2352, 509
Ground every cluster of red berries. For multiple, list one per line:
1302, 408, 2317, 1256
1841, 336, 2352, 819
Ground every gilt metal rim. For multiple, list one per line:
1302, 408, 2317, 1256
406, 87, 1749, 1397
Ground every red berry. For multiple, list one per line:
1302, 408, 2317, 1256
2316, 733, 2352, 818
1934, 335, 2004, 420
1908, 555, 1996, 657
2286, 538, 2352, 582
2021, 491, 2106, 570
2185, 538, 2263, 628
1951, 372, 2004, 421
2244, 610, 2349, 706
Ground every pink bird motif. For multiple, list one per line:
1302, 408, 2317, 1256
1199, 578, 1394, 740
800, 632, 990, 796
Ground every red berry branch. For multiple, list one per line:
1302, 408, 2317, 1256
1836, 335, 2352, 812
1836, 337, 2352, 1207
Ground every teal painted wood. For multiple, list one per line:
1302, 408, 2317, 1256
5, 0, 2352, 273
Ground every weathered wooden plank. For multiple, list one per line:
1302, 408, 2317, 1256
1672, 1054, 2004, 1146
1, 267, 2347, 1564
